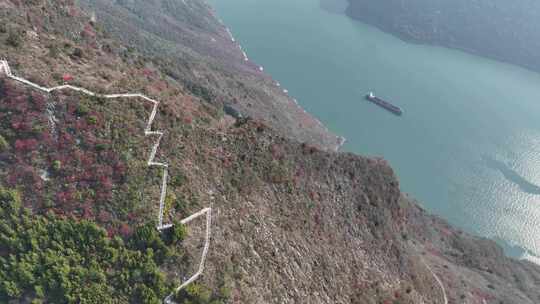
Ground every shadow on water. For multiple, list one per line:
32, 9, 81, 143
482, 155, 540, 195
319, 0, 348, 14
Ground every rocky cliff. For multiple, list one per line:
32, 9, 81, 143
346, 0, 540, 73
0, 0, 539, 303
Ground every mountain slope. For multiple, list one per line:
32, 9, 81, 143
77, 0, 344, 152
0, 0, 539, 303
346, 0, 540, 73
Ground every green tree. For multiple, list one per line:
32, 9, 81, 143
163, 221, 187, 246
175, 283, 212, 304
129, 222, 171, 264
0, 188, 175, 303
0, 135, 9, 152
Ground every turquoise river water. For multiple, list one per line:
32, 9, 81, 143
208, 0, 540, 263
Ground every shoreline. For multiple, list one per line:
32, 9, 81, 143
214, 10, 347, 152
215, 1, 540, 264
521, 251, 540, 266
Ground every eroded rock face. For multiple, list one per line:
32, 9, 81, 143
345, 0, 540, 73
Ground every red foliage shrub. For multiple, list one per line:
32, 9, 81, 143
81, 24, 96, 39
142, 68, 154, 77
269, 144, 284, 160
62, 74, 74, 82
56, 191, 73, 205
309, 191, 320, 202
68, 6, 80, 17
119, 223, 133, 238
98, 210, 112, 222
31, 92, 46, 111
1, 79, 132, 234
113, 163, 127, 179
100, 176, 113, 191
14, 139, 39, 152
82, 204, 94, 220
154, 80, 168, 91
106, 227, 116, 238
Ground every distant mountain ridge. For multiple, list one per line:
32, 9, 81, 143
345, 0, 540, 73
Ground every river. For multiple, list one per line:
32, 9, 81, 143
208, 0, 540, 263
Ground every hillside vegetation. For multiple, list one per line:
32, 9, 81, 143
78, 0, 344, 151
0, 0, 539, 303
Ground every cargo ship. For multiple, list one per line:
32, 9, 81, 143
365, 92, 403, 116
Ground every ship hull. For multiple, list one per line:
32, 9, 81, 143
365, 94, 403, 115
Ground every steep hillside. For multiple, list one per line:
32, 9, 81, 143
0, 0, 539, 303
346, 0, 540, 73
76, 0, 344, 152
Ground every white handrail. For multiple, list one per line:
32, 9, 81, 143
420, 257, 448, 304
163, 207, 212, 304
0, 59, 212, 301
